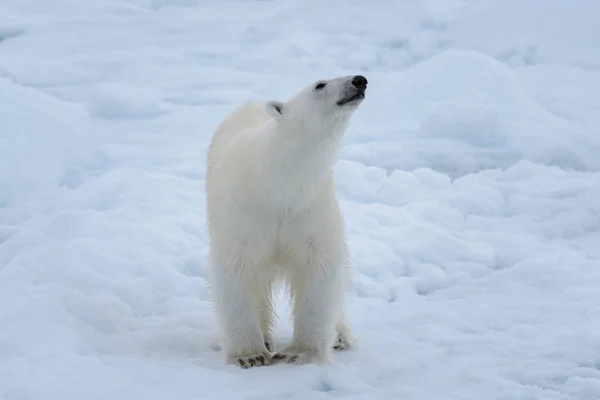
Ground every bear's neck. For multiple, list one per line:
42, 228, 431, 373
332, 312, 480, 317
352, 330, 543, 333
267, 116, 349, 183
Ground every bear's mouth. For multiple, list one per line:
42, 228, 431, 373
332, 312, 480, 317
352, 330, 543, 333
337, 92, 365, 106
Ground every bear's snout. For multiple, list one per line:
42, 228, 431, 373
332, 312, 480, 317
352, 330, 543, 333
351, 75, 367, 89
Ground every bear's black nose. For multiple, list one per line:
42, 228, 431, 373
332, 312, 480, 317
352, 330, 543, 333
351, 75, 367, 89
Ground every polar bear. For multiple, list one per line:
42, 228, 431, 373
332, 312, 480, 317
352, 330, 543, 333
205, 75, 368, 368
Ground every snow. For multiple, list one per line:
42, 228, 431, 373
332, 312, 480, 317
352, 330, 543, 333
1, 0, 599, 399
0, 77, 97, 207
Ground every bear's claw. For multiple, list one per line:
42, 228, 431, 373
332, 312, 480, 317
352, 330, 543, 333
232, 352, 272, 369
272, 352, 309, 365
271, 345, 322, 365
333, 333, 352, 351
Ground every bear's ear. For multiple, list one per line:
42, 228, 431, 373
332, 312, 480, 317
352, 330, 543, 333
266, 101, 285, 119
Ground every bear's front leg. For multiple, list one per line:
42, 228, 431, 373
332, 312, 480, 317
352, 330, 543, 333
208, 252, 273, 368
274, 199, 350, 365
274, 255, 347, 365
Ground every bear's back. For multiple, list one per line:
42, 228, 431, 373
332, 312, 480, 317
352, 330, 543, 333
208, 101, 272, 163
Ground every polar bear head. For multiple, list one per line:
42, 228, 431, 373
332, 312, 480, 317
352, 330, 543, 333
266, 75, 368, 134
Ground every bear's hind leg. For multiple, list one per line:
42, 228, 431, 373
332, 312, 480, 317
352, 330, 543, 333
258, 279, 276, 352
333, 317, 355, 351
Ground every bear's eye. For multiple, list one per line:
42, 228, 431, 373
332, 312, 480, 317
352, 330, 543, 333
315, 82, 327, 90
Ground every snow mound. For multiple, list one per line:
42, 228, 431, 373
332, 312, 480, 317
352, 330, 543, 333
344, 50, 600, 176
410, 50, 599, 171
0, 77, 96, 205
419, 90, 505, 147
0, 9, 25, 42
88, 83, 170, 119
406, 50, 551, 122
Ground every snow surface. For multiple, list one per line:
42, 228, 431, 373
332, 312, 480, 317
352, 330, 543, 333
1, 0, 600, 399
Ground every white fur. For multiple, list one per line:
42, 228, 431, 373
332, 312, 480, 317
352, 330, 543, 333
205, 76, 366, 368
